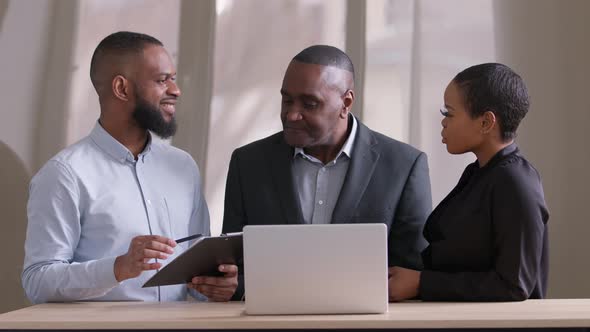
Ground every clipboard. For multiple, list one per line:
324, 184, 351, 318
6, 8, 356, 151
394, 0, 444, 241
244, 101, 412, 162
142, 232, 243, 288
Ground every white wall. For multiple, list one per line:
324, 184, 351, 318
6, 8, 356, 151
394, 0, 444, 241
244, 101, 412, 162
0, 0, 53, 173
494, 0, 590, 298
0, 0, 54, 313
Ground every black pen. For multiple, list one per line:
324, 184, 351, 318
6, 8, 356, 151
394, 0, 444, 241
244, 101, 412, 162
175, 234, 202, 244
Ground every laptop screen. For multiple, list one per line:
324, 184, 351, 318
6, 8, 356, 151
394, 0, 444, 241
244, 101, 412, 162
243, 223, 388, 315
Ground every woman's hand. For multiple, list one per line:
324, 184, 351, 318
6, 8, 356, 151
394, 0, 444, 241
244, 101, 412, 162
388, 266, 421, 302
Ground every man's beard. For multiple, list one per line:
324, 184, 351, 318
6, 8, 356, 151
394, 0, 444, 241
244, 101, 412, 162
132, 95, 177, 139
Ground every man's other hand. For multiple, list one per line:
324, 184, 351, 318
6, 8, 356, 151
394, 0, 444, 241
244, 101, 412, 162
188, 264, 238, 302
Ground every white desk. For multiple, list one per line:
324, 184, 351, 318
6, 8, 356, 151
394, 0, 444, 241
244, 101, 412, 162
0, 299, 589, 330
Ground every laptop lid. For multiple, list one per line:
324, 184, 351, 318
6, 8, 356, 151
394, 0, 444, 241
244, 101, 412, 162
243, 223, 388, 315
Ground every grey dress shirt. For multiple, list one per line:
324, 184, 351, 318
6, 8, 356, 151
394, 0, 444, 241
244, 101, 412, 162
22, 122, 210, 303
292, 116, 358, 224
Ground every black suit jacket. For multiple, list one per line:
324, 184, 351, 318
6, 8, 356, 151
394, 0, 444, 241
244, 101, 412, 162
420, 144, 549, 301
223, 118, 432, 299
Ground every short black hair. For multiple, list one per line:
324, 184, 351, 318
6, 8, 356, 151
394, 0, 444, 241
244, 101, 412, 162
90, 31, 163, 90
453, 63, 529, 141
293, 45, 355, 81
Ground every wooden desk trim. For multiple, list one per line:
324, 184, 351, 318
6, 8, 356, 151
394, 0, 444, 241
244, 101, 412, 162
0, 299, 589, 330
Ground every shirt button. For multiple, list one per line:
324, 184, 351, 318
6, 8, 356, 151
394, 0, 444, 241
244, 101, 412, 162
147, 200, 151, 205
318, 200, 324, 205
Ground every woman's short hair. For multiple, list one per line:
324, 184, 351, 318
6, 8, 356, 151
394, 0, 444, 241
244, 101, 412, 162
453, 63, 530, 141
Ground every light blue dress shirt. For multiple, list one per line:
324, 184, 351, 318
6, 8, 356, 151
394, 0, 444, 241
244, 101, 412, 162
292, 116, 357, 224
22, 122, 210, 303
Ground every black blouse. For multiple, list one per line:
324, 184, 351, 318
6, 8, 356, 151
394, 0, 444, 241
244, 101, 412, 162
420, 144, 549, 301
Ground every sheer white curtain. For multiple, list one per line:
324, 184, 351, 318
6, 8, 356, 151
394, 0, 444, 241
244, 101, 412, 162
363, 0, 495, 205
59, 0, 496, 232
66, 0, 182, 146
20, 0, 590, 300
205, 0, 347, 234
203, 0, 496, 232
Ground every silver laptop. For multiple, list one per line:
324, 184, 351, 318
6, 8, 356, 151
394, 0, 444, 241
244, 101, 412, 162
243, 224, 388, 315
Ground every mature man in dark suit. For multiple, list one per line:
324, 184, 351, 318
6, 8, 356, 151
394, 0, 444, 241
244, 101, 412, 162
222, 45, 432, 300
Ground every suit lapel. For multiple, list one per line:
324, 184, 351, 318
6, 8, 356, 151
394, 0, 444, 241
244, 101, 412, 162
331, 120, 380, 224
269, 135, 305, 224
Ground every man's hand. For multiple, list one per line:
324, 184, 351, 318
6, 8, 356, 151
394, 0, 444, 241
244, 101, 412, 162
188, 264, 238, 302
388, 266, 421, 302
114, 235, 176, 282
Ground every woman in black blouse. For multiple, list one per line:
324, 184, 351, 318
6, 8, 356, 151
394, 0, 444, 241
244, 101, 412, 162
388, 63, 549, 301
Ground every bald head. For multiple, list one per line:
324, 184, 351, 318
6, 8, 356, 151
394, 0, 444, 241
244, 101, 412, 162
292, 45, 355, 89
90, 31, 163, 97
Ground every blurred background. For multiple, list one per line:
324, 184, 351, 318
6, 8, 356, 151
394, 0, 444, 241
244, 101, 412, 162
1, 0, 589, 313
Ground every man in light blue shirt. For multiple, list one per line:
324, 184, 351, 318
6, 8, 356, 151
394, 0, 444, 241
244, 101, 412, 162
22, 31, 238, 303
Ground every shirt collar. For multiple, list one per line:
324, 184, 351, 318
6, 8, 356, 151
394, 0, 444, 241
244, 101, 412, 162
463, 143, 519, 181
89, 121, 153, 163
293, 114, 358, 163
476, 142, 518, 170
